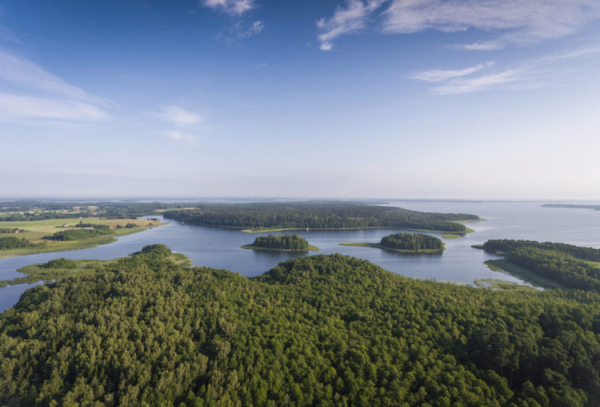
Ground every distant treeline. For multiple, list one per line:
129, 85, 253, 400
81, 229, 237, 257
0, 237, 37, 250
75, 223, 109, 229
0, 228, 19, 234
164, 202, 479, 233
1, 251, 600, 405
543, 204, 600, 211
0, 201, 198, 221
380, 233, 443, 251
251, 234, 309, 251
483, 239, 600, 292
43, 229, 113, 242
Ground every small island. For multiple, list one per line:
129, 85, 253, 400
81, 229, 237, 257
340, 232, 445, 254
242, 234, 320, 252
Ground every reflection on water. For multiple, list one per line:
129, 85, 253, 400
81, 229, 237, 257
1, 200, 599, 312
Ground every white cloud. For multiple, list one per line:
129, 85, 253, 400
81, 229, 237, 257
411, 62, 494, 82
317, 0, 386, 51
151, 105, 203, 127
203, 0, 256, 15
384, 0, 600, 49
0, 50, 109, 122
163, 130, 198, 145
0, 94, 108, 121
415, 47, 600, 95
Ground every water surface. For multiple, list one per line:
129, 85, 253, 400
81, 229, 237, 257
1, 201, 599, 313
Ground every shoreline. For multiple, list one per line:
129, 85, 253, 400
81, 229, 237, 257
0, 220, 166, 259
241, 244, 320, 252
339, 242, 445, 254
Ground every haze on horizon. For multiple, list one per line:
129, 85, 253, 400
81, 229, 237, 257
1, 1, 599, 200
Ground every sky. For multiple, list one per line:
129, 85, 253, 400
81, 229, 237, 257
1, 0, 599, 200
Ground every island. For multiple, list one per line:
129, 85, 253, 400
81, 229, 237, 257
478, 239, 600, 291
163, 202, 481, 234
340, 232, 445, 254
1, 250, 599, 406
0, 218, 164, 258
242, 234, 320, 252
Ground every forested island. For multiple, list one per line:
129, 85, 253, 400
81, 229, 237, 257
341, 232, 445, 254
480, 239, 600, 292
164, 202, 480, 234
242, 234, 319, 252
1, 248, 599, 406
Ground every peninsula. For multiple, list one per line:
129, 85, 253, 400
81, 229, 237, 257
164, 202, 480, 234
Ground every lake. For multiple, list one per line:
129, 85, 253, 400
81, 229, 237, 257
1, 200, 599, 313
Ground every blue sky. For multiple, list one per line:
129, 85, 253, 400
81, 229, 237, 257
1, 0, 599, 199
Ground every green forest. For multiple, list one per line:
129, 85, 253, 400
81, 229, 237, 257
482, 240, 600, 292
164, 202, 479, 233
43, 229, 114, 242
1, 247, 599, 406
381, 233, 444, 252
245, 234, 313, 251
0, 236, 37, 250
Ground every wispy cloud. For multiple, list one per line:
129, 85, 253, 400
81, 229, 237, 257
431, 69, 522, 95
384, 0, 600, 50
202, 0, 256, 15
317, 0, 600, 51
0, 94, 108, 121
411, 62, 494, 82
163, 130, 198, 146
412, 47, 600, 95
151, 105, 204, 145
150, 105, 203, 127
236, 20, 264, 40
317, 0, 386, 51
0, 50, 110, 122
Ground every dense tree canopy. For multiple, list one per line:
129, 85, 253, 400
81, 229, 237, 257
380, 233, 443, 252
483, 240, 600, 262
1, 249, 599, 406
250, 234, 310, 251
164, 202, 479, 233
483, 240, 600, 292
44, 258, 78, 269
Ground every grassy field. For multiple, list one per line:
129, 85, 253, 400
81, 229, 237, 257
0, 252, 191, 287
442, 234, 462, 239
473, 278, 538, 292
339, 242, 445, 254
484, 259, 565, 290
240, 244, 320, 252
0, 218, 164, 259
452, 218, 487, 224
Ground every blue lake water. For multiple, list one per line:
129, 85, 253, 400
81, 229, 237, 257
1, 200, 599, 313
